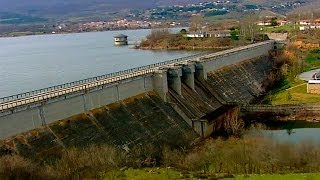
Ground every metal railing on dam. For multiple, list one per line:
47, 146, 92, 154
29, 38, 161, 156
0, 40, 275, 112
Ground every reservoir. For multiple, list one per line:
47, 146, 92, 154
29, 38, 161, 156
0, 28, 195, 97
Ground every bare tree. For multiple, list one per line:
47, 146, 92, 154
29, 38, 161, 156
189, 14, 204, 32
146, 28, 170, 43
223, 107, 244, 136
239, 13, 259, 43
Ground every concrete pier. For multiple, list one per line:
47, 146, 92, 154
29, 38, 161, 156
168, 68, 182, 95
194, 62, 207, 80
153, 70, 168, 101
182, 64, 195, 90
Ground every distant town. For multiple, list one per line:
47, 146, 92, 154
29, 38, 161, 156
49, 16, 320, 36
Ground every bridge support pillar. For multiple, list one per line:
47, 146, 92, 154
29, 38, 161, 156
182, 64, 195, 90
153, 70, 168, 101
168, 68, 182, 95
194, 62, 208, 80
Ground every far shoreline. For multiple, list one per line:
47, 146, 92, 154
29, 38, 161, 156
0, 26, 187, 39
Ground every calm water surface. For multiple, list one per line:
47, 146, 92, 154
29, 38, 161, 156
0, 28, 195, 97
246, 128, 320, 144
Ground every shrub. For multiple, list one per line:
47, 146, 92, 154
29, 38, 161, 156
2, 137, 320, 178
0, 155, 55, 179
161, 146, 186, 169
53, 145, 123, 178
146, 29, 170, 43
310, 48, 320, 54
125, 144, 160, 168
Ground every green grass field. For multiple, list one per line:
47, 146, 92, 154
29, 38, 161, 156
102, 168, 184, 179
267, 78, 320, 105
304, 49, 320, 72
231, 173, 320, 180
106, 168, 320, 180
123, 168, 182, 180
266, 78, 320, 105
261, 24, 297, 33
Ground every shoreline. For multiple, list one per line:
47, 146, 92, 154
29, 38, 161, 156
0, 26, 185, 39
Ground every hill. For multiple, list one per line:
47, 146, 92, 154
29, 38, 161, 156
0, 0, 204, 16
0, 0, 319, 24
0, 0, 206, 23
0, 0, 156, 17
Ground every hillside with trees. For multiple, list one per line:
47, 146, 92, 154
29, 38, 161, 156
0, 0, 319, 24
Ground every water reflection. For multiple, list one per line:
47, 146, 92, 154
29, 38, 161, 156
246, 128, 320, 144
286, 128, 295, 135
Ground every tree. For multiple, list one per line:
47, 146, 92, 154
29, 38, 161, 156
189, 15, 204, 32
180, 28, 187, 34
146, 28, 170, 43
239, 13, 259, 43
230, 29, 239, 40
223, 107, 244, 136
271, 17, 279, 26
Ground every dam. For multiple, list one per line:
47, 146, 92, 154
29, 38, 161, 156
0, 40, 279, 156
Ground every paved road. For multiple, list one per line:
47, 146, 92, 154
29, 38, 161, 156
299, 69, 320, 81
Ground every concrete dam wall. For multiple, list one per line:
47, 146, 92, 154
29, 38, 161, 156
0, 41, 277, 156
207, 55, 274, 103
0, 92, 199, 158
0, 54, 276, 158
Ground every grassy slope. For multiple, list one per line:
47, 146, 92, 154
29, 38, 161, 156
267, 49, 320, 105
267, 78, 320, 105
304, 50, 320, 72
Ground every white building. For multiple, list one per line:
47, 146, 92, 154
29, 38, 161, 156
300, 23, 320, 31
184, 30, 231, 38
184, 32, 206, 38
206, 30, 231, 38
257, 21, 272, 26
299, 20, 311, 25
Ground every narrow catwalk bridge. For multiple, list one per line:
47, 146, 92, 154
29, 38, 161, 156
0, 40, 276, 139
